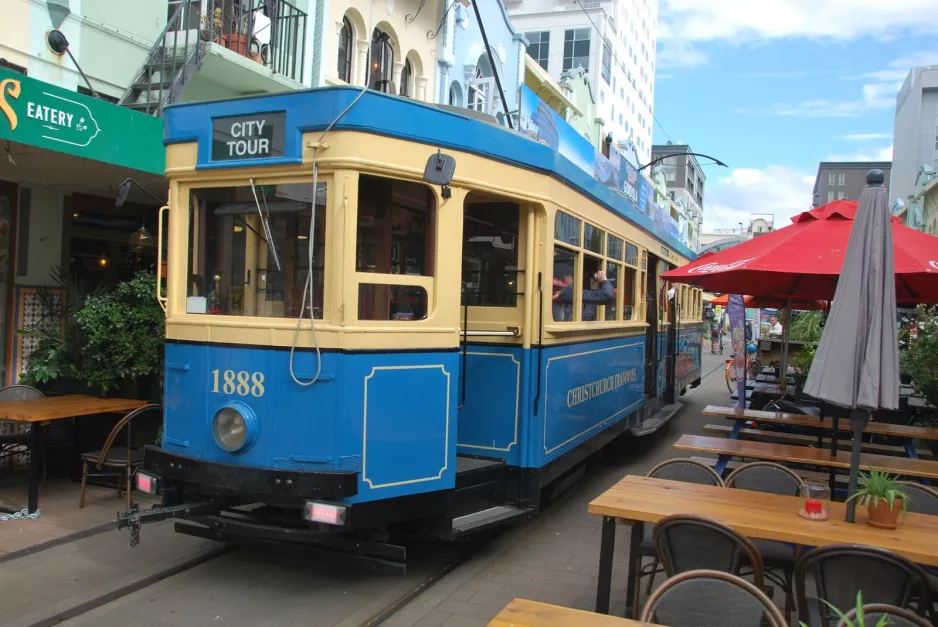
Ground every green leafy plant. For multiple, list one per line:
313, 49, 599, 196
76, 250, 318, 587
18, 267, 106, 386
900, 305, 938, 409
800, 591, 893, 627
789, 310, 826, 343
845, 467, 913, 514
75, 272, 164, 394
790, 343, 816, 375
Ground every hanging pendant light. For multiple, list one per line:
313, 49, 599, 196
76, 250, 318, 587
129, 220, 155, 252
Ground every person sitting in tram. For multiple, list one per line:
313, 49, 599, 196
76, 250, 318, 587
552, 267, 613, 321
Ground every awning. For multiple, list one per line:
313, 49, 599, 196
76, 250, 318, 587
523, 56, 582, 118
0, 68, 164, 175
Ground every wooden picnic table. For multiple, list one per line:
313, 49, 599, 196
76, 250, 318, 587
589, 475, 938, 618
672, 434, 938, 481
0, 394, 147, 514
489, 599, 661, 626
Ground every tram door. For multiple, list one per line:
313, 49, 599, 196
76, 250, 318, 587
644, 254, 659, 398
665, 277, 678, 404
455, 196, 529, 466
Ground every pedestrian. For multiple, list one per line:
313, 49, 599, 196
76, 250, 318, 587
769, 315, 783, 336
553, 268, 613, 321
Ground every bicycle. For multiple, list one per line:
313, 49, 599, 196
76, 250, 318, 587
724, 345, 762, 393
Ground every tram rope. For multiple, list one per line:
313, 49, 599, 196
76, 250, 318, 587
289, 0, 376, 387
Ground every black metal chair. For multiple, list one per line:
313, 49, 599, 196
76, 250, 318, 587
904, 483, 938, 516
726, 461, 805, 615
79, 404, 162, 510
795, 544, 931, 627
837, 604, 932, 627
0, 385, 47, 482
635, 459, 725, 605
640, 569, 787, 627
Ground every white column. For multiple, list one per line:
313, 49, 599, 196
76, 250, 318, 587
356, 39, 370, 86
392, 61, 404, 95
416, 76, 428, 102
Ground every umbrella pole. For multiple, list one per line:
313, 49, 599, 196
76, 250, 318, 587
845, 408, 871, 523
780, 299, 792, 387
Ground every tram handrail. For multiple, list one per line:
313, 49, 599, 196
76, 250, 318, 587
156, 205, 169, 312
463, 329, 520, 337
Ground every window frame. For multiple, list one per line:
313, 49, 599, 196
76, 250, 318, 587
562, 28, 591, 72
526, 31, 550, 70
337, 16, 353, 83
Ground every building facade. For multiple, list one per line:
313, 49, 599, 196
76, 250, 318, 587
697, 213, 774, 255
650, 142, 705, 249
811, 161, 892, 208
507, 0, 658, 165
892, 66, 938, 213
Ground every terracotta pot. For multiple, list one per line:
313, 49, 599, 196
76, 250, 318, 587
226, 34, 249, 56
867, 497, 903, 529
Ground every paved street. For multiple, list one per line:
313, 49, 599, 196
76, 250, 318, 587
0, 350, 729, 627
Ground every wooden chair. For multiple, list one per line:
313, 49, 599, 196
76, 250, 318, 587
726, 461, 805, 615
640, 569, 786, 627
79, 404, 161, 510
837, 604, 932, 627
795, 544, 931, 627
635, 459, 725, 606
0, 385, 46, 482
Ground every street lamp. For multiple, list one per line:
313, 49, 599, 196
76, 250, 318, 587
637, 152, 728, 172
116, 178, 165, 253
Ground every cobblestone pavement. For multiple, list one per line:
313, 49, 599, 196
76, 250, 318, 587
383, 350, 729, 627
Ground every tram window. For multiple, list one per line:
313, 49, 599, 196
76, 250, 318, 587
554, 211, 581, 246
581, 254, 602, 321
605, 261, 621, 321
358, 284, 428, 320
187, 183, 326, 319
462, 201, 520, 307
584, 224, 604, 255
607, 234, 623, 261
622, 266, 636, 320
551, 246, 577, 322
356, 175, 434, 277
625, 242, 639, 267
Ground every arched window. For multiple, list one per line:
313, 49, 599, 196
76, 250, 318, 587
467, 54, 495, 114
400, 59, 413, 97
448, 82, 462, 106
368, 29, 394, 93
337, 17, 353, 83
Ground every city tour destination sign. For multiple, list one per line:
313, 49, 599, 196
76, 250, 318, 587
0, 68, 164, 175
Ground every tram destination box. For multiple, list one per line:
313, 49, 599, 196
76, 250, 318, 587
211, 112, 285, 161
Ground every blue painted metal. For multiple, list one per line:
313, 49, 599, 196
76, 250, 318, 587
163, 342, 457, 504
162, 88, 696, 259
716, 419, 746, 475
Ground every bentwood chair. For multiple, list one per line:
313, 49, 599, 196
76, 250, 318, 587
902, 483, 938, 619
0, 385, 47, 482
634, 459, 725, 606
640, 569, 786, 627
726, 461, 805, 614
79, 404, 161, 510
795, 544, 931, 627
837, 604, 932, 627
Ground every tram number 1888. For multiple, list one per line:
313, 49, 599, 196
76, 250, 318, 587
211, 370, 265, 397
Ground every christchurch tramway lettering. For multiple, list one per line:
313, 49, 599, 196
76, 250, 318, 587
566, 368, 638, 407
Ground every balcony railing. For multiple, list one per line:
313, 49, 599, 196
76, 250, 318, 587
203, 0, 307, 82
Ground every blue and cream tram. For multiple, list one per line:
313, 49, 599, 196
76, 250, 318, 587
123, 87, 703, 558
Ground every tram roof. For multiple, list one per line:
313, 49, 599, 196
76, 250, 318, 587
163, 87, 696, 261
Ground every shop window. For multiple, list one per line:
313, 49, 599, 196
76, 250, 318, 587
462, 200, 520, 307
337, 16, 353, 83
187, 182, 326, 319
356, 175, 435, 321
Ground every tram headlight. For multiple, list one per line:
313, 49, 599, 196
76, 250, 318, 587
212, 402, 257, 453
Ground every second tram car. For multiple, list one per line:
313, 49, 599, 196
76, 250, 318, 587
122, 86, 703, 561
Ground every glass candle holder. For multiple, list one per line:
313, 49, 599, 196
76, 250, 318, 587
799, 482, 830, 521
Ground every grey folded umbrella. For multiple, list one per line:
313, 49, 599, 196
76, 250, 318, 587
802, 169, 899, 522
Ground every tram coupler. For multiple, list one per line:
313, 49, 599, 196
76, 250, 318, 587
117, 500, 222, 547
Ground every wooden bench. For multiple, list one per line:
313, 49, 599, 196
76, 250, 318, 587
703, 405, 938, 442
701, 424, 933, 458
673, 434, 938, 481
489, 599, 661, 626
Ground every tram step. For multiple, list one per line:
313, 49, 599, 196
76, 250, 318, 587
629, 402, 683, 437
456, 455, 505, 476
451, 505, 534, 537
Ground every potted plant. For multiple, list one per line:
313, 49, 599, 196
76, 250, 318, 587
846, 467, 913, 530
75, 271, 165, 400
200, 7, 224, 43
801, 591, 893, 627
900, 305, 938, 409
789, 343, 816, 390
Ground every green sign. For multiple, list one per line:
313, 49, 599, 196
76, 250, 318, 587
0, 68, 164, 175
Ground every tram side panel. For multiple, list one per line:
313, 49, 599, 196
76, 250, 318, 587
676, 323, 704, 392
526, 336, 646, 469
161, 341, 457, 505
455, 344, 526, 467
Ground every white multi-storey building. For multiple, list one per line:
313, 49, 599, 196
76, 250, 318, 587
505, 0, 658, 164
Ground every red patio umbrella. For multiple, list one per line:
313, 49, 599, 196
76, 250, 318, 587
708, 293, 825, 310
662, 199, 938, 303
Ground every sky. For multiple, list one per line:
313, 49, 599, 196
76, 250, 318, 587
651, 0, 938, 233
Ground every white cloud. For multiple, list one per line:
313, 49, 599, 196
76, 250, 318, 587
850, 50, 938, 82
704, 165, 815, 232
656, 39, 708, 69
838, 133, 893, 141
827, 144, 894, 162
659, 1, 938, 45
768, 79, 901, 117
